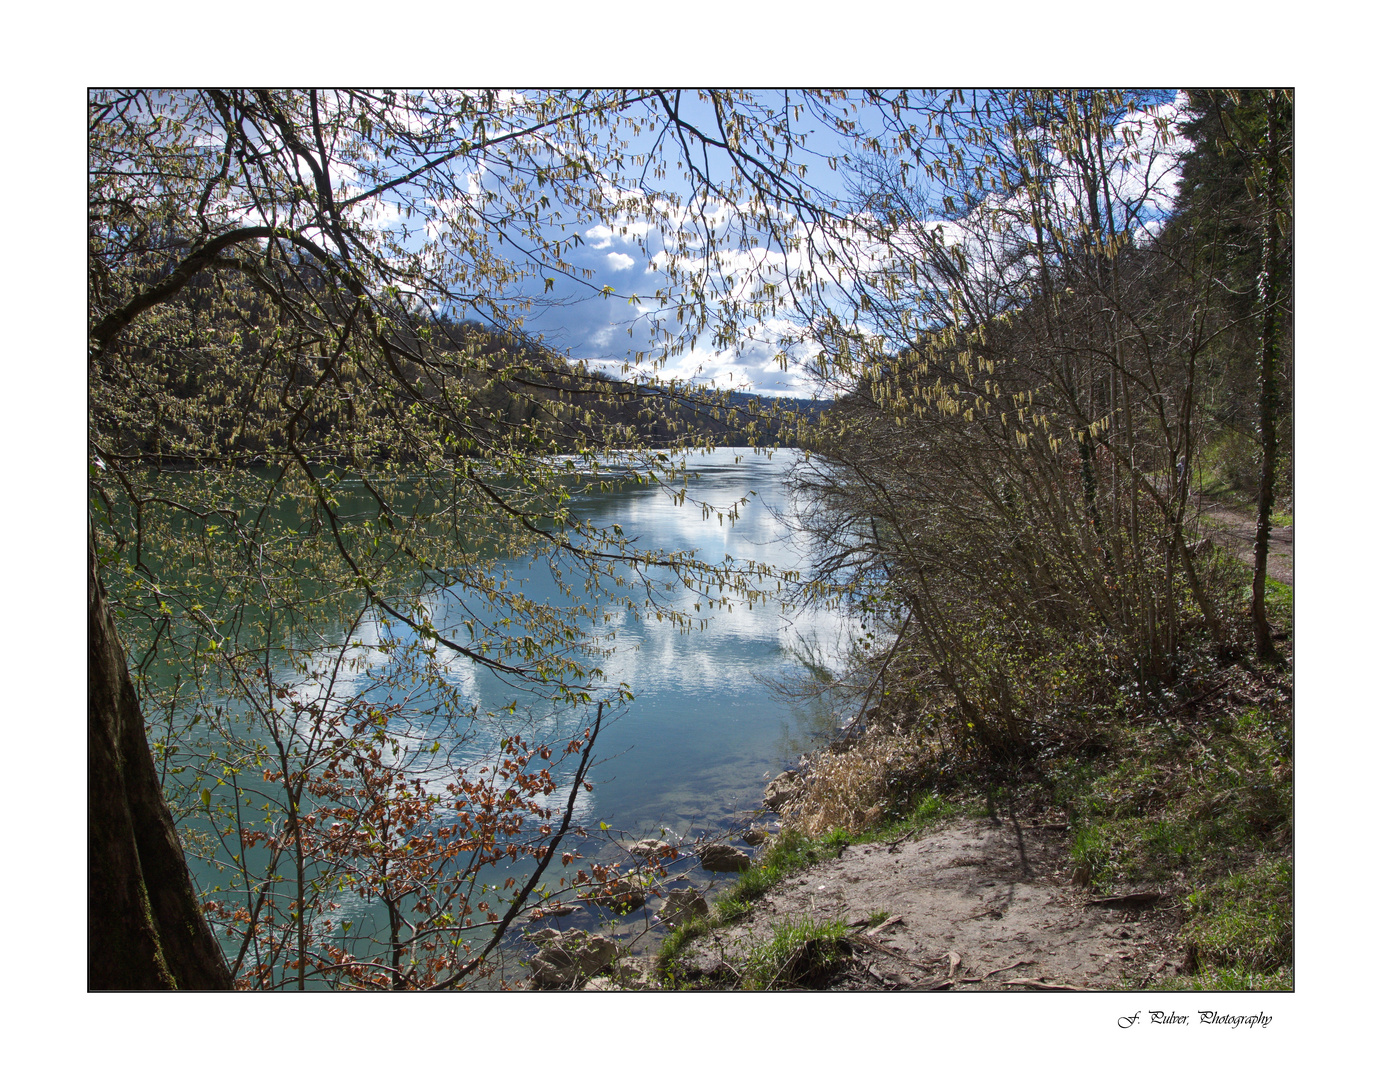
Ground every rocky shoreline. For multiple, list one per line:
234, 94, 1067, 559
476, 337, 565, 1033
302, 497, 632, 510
516, 744, 856, 989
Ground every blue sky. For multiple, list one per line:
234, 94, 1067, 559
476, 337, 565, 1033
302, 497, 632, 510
486, 91, 869, 399
461, 90, 1188, 400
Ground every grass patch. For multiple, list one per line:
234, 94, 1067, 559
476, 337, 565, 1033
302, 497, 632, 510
1048, 677, 1292, 989
1159, 966, 1294, 992
885, 792, 955, 835
656, 790, 955, 984
1263, 578, 1293, 632
742, 915, 851, 990
1180, 857, 1292, 976
1069, 823, 1110, 887
655, 915, 712, 972
713, 896, 753, 923
715, 828, 850, 913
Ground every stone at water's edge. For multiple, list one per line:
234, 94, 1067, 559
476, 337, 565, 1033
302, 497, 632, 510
698, 843, 751, 872
742, 827, 768, 846
629, 838, 677, 859
763, 771, 800, 811
581, 875, 647, 911
528, 928, 619, 989
583, 957, 656, 991
659, 886, 710, 928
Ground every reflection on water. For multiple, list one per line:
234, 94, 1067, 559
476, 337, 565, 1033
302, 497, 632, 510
172, 448, 854, 965
530, 448, 850, 838
296, 447, 850, 840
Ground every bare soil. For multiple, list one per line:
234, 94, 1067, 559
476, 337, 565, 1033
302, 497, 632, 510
1196, 498, 1293, 585
670, 818, 1180, 991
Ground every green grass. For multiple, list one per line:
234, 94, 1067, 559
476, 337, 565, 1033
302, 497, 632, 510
886, 792, 954, 835
655, 791, 954, 984
742, 915, 851, 990
1050, 690, 1292, 989
1180, 857, 1292, 976
655, 914, 713, 972
713, 828, 850, 915
1159, 966, 1294, 992
1069, 823, 1111, 886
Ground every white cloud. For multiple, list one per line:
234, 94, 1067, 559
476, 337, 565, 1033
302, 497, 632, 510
585, 329, 820, 398
586, 221, 654, 250
606, 251, 636, 271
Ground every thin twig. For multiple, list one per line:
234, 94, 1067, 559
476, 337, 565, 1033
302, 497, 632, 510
865, 914, 906, 937
1002, 978, 1090, 991
886, 829, 918, 853
851, 934, 927, 968
964, 958, 1036, 982
1084, 891, 1162, 908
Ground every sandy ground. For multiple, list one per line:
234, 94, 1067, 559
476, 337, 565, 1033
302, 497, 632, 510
671, 818, 1179, 991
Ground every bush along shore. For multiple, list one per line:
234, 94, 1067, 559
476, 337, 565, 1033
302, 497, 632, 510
543, 567, 1291, 992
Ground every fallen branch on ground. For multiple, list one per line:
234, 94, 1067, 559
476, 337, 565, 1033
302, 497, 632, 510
1084, 891, 1162, 908
1002, 978, 1090, 991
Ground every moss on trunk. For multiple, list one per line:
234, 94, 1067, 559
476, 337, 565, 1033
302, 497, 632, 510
88, 530, 233, 990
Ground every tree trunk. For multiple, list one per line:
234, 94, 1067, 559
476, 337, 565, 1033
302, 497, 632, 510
89, 530, 234, 990
1252, 94, 1286, 665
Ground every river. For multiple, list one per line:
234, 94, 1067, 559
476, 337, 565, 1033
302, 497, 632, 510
160, 446, 853, 980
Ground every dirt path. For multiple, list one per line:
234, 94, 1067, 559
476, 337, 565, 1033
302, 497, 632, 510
648, 502, 1292, 992
1195, 500, 1293, 585
672, 818, 1178, 990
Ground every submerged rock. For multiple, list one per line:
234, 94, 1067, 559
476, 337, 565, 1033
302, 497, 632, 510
629, 838, 677, 860
581, 875, 647, 911
526, 902, 577, 921
698, 843, 751, 872
528, 929, 619, 989
658, 886, 710, 928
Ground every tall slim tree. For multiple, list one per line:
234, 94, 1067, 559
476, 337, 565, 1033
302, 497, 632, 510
1250, 91, 1288, 664
1173, 89, 1293, 663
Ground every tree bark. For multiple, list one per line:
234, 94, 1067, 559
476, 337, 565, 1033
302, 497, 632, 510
1252, 94, 1286, 665
89, 530, 234, 990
